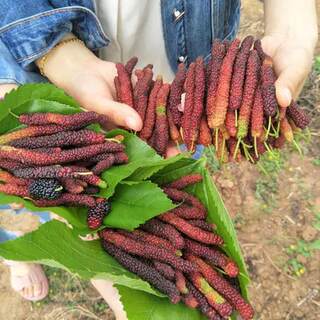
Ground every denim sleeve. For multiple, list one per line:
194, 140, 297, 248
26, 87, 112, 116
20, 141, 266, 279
0, 0, 109, 71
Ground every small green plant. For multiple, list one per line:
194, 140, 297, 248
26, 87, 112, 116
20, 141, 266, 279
314, 55, 320, 74
203, 145, 221, 173
285, 238, 320, 276
255, 150, 284, 212
312, 158, 320, 167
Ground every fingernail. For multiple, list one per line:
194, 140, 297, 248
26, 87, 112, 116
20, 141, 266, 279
126, 116, 138, 130
283, 87, 292, 105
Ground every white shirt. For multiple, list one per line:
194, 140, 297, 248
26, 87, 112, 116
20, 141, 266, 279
96, 0, 174, 82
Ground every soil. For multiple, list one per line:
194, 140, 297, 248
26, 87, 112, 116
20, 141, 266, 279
1, 0, 320, 319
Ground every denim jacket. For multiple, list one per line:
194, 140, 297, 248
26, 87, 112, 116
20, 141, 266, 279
0, 0, 240, 85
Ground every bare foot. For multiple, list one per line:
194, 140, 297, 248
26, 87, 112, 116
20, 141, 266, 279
5, 261, 49, 301
91, 279, 127, 320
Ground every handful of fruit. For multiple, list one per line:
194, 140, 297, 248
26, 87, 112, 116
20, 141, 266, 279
114, 37, 311, 162
0, 111, 128, 229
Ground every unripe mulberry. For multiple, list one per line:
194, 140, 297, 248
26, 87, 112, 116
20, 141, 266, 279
100, 229, 196, 273
10, 129, 105, 149
159, 212, 224, 245
186, 281, 221, 320
87, 199, 111, 229
29, 178, 63, 200
141, 218, 185, 250
102, 240, 181, 304
287, 101, 311, 129
188, 255, 254, 320
280, 117, 294, 142
167, 111, 181, 143
229, 36, 254, 111
189, 271, 233, 318
166, 174, 203, 190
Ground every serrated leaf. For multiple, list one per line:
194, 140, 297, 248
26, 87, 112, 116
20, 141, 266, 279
0, 220, 163, 297
117, 285, 206, 320
105, 181, 176, 230
100, 129, 162, 198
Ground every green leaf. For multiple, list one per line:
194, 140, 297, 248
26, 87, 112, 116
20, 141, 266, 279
100, 129, 162, 198
0, 84, 80, 135
117, 285, 206, 320
105, 181, 176, 230
0, 220, 164, 297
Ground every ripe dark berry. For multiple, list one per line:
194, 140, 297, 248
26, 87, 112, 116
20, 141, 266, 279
28, 178, 63, 200
87, 199, 111, 229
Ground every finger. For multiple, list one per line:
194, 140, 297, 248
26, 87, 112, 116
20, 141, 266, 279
86, 96, 143, 131
275, 66, 307, 107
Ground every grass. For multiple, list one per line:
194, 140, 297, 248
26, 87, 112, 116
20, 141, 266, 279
255, 150, 284, 212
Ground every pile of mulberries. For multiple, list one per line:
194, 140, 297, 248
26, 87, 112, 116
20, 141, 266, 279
0, 111, 129, 229
114, 37, 310, 162
100, 174, 254, 320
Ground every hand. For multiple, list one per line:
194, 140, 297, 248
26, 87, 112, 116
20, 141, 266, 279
261, 34, 315, 108
39, 39, 142, 131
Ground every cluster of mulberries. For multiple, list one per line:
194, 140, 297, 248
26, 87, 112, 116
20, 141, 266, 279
114, 37, 310, 163
0, 111, 129, 230
100, 174, 254, 319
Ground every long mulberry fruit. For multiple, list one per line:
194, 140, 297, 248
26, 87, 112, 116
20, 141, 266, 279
34, 193, 96, 208
159, 212, 224, 245
153, 261, 176, 280
100, 229, 196, 273
0, 170, 29, 186
287, 101, 311, 129
206, 40, 227, 128
141, 218, 185, 250
170, 205, 206, 220
166, 174, 203, 190
168, 63, 186, 126
162, 187, 207, 216
29, 178, 63, 200
176, 271, 188, 294
188, 255, 254, 320
0, 142, 124, 166
154, 83, 170, 156
188, 220, 216, 232
116, 63, 134, 107
139, 76, 163, 141
10, 129, 105, 149
184, 238, 239, 277
0, 184, 30, 197
210, 39, 240, 129
237, 50, 260, 139
198, 116, 212, 146
102, 240, 181, 304
189, 271, 233, 318
125, 56, 138, 75
87, 199, 111, 229
91, 154, 115, 175
225, 111, 237, 137
229, 36, 254, 111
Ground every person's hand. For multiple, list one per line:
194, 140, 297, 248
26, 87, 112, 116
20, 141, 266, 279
261, 34, 316, 108
38, 38, 142, 131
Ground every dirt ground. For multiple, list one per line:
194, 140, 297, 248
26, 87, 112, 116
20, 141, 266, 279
1, 1, 320, 319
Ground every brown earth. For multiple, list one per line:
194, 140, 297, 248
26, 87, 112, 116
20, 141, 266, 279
1, 0, 320, 319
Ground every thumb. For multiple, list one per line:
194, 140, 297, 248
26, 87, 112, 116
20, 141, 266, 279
87, 95, 143, 131
275, 66, 306, 108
